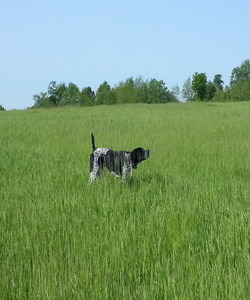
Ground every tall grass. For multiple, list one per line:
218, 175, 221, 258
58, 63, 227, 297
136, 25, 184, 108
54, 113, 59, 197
0, 103, 250, 299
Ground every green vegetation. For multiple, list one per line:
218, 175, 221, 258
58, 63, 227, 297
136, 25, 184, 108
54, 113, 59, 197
33, 77, 178, 108
33, 59, 250, 108
1, 103, 250, 299
184, 59, 250, 102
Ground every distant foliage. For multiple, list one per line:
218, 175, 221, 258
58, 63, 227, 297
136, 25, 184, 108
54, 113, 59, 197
182, 77, 194, 102
96, 81, 116, 105
33, 81, 95, 108
192, 72, 208, 101
213, 74, 224, 90
183, 59, 250, 102
212, 59, 250, 102
230, 59, 250, 87
33, 59, 250, 107
0, 104, 5, 111
33, 77, 178, 108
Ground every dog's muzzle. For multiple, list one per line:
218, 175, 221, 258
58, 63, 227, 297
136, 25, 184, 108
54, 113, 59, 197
145, 149, 150, 159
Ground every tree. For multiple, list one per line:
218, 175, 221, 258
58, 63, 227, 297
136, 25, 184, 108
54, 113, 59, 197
213, 74, 224, 90
136, 79, 149, 103
171, 84, 181, 102
192, 72, 207, 101
33, 92, 49, 107
182, 77, 195, 101
46, 81, 81, 106
230, 59, 250, 87
80, 87, 95, 106
0, 104, 5, 111
205, 81, 216, 101
47, 81, 60, 106
228, 80, 250, 101
67, 82, 80, 105
96, 81, 116, 105
32, 76, 179, 108
145, 78, 177, 103
56, 83, 68, 105
212, 89, 226, 102
113, 77, 138, 104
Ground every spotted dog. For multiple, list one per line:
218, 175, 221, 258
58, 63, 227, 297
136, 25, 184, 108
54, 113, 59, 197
89, 133, 150, 183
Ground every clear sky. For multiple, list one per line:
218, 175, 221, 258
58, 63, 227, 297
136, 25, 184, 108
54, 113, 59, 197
1, 0, 250, 110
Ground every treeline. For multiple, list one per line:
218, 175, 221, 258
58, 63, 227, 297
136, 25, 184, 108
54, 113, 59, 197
33, 59, 250, 108
33, 77, 178, 108
183, 59, 250, 102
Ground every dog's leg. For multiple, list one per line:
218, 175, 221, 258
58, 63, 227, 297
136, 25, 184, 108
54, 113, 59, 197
89, 164, 99, 183
89, 156, 100, 184
121, 167, 129, 182
121, 153, 132, 182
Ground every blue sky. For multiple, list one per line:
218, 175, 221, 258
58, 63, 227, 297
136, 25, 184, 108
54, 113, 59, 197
1, 0, 250, 110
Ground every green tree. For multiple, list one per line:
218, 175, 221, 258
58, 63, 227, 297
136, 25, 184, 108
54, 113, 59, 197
228, 80, 250, 101
113, 77, 138, 104
182, 77, 195, 102
46, 82, 81, 106
56, 83, 68, 105
192, 72, 207, 101
205, 81, 216, 101
145, 78, 177, 103
0, 104, 6, 111
213, 74, 224, 90
33, 92, 49, 107
134, 76, 146, 103
67, 82, 80, 105
80, 87, 95, 106
212, 89, 226, 102
230, 59, 250, 87
136, 81, 148, 103
171, 84, 181, 102
47, 81, 60, 106
96, 81, 116, 105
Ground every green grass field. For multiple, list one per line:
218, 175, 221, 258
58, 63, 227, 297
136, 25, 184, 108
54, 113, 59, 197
1, 102, 250, 299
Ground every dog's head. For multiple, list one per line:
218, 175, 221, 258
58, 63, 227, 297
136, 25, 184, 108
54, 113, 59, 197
131, 147, 150, 169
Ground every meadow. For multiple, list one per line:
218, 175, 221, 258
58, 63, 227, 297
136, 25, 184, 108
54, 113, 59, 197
0, 102, 249, 299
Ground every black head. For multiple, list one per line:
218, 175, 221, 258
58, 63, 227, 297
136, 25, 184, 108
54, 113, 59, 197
131, 147, 150, 169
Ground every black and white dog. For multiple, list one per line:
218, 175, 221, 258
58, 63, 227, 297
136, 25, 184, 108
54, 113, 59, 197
89, 133, 150, 183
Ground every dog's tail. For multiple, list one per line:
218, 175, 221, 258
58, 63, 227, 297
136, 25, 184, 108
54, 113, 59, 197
91, 133, 96, 152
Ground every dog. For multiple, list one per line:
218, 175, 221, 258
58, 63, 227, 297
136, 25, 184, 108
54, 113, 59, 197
89, 133, 150, 183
